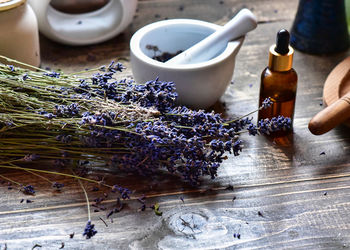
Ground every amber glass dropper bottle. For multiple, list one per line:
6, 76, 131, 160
258, 29, 298, 137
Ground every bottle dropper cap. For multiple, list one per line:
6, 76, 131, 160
268, 29, 294, 71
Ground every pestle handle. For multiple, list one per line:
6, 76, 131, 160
165, 8, 257, 65
308, 91, 350, 135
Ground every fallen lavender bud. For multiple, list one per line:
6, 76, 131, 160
22, 185, 35, 195
83, 220, 97, 239
111, 185, 132, 200
52, 182, 64, 190
138, 204, 146, 211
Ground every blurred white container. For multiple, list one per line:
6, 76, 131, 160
0, 0, 40, 67
28, 0, 138, 46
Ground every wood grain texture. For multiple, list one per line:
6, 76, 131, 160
1, 0, 350, 249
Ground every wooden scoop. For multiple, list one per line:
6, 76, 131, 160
309, 56, 350, 135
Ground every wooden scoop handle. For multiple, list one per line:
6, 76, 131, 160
309, 91, 350, 135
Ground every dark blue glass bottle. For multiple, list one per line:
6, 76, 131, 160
291, 0, 349, 54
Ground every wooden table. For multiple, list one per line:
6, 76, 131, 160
1, 0, 350, 249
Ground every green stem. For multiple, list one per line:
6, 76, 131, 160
223, 109, 257, 126
0, 174, 21, 186
0, 164, 113, 188
68, 68, 101, 76
0, 55, 47, 72
72, 169, 91, 221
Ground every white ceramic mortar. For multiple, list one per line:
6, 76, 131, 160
130, 19, 244, 108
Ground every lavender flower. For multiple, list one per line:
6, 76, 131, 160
8, 65, 15, 72
5, 121, 14, 127
23, 154, 40, 161
261, 97, 273, 109
78, 79, 90, 90
247, 124, 258, 136
107, 61, 125, 73
117, 78, 178, 113
111, 185, 131, 200
44, 71, 60, 78
83, 220, 97, 239
44, 113, 56, 119
22, 185, 35, 195
139, 204, 146, 211
52, 182, 64, 190
56, 134, 72, 144
137, 195, 146, 204
258, 116, 292, 135
55, 103, 80, 117
22, 73, 30, 81
232, 139, 243, 156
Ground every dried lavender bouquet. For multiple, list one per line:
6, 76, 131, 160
0, 56, 293, 240
0, 55, 290, 186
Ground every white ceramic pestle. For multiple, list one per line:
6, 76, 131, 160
165, 8, 257, 65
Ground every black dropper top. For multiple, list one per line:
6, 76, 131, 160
275, 29, 290, 55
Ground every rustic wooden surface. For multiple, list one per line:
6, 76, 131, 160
2, 0, 350, 249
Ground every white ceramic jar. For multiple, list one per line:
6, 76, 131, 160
28, 0, 138, 46
0, 0, 40, 67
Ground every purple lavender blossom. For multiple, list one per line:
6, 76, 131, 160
44, 113, 56, 119
258, 116, 291, 135
119, 78, 178, 113
232, 139, 243, 156
55, 103, 80, 117
22, 73, 30, 81
23, 154, 40, 161
83, 220, 97, 239
44, 71, 60, 78
247, 124, 258, 136
22, 185, 35, 195
8, 65, 15, 71
262, 97, 273, 109
56, 134, 72, 144
52, 182, 64, 190
5, 121, 14, 127
107, 61, 125, 73
111, 185, 131, 200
